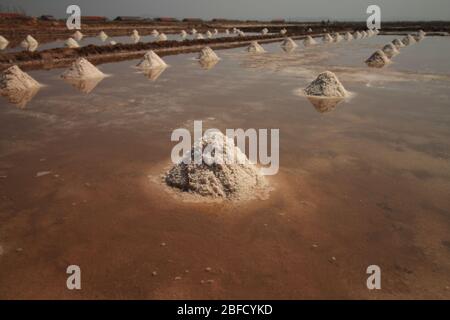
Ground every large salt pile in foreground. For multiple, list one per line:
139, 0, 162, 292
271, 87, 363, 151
136, 50, 167, 69
98, 31, 108, 41
164, 131, 267, 200
344, 32, 353, 41
61, 58, 105, 80
198, 47, 220, 62
247, 41, 266, 53
281, 37, 298, 49
73, 31, 83, 41
303, 36, 317, 46
402, 34, 416, 46
65, 38, 79, 48
157, 33, 168, 41
20, 35, 38, 51
392, 38, 405, 49
0, 65, 40, 94
382, 43, 400, 59
365, 50, 391, 68
322, 33, 333, 43
304, 71, 348, 98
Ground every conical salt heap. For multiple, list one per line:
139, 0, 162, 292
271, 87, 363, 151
131, 33, 140, 43
151, 29, 159, 37
164, 131, 267, 200
361, 31, 367, 38
280, 28, 287, 35
382, 43, 400, 59
367, 29, 374, 37
198, 47, 220, 62
65, 37, 79, 48
334, 33, 343, 42
206, 30, 213, 38
304, 71, 348, 98
247, 41, 266, 53
196, 33, 204, 40
0, 35, 9, 44
261, 28, 268, 35
365, 50, 391, 68
225, 29, 230, 34
136, 50, 167, 69
157, 33, 168, 41
415, 30, 426, 42
73, 30, 83, 41
354, 31, 362, 39
180, 30, 187, 38
110, 40, 117, 45
191, 28, 197, 35
303, 35, 317, 47
0, 65, 40, 94
213, 29, 218, 35
308, 28, 313, 32
20, 35, 38, 51
98, 31, 108, 41
402, 34, 416, 46
61, 58, 105, 80
238, 31, 246, 37
392, 38, 405, 49
281, 37, 298, 49
0, 35, 9, 50
322, 33, 333, 43
344, 32, 353, 41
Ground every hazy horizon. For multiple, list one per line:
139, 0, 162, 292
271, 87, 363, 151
1, 0, 450, 21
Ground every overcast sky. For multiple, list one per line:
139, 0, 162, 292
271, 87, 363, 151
2, 0, 450, 21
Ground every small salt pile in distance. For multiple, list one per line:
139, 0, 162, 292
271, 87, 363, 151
20, 35, 39, 51
365, 50, 391, 68
238, 31, 246, 37
110, 40, 117, 45
392, 38, 405, 49
280, 28, 287, 35
322, 33, 333, 43
402, 34, 416, 46
261, 28, 268, 35
304, 71, 349, 98
98, 31, 108, 41
382, 43, 399, 59
157, 33, 168, 42
0, 35, 9, 50
213, 29, 218, 35
164, 131, 267, 201
415, 30, 426, 42
344, 32, 353, 41
180, 30, 187, 38
303, 35, 317, 47
225, 29, 230, 34
136, 50, 167, 69
131, 29, 140, 43
73, 30, 83, 41
152, 29, 159, 37
334, 32, 343, 42
61, 57, 105, 80
354, 31, 362, 39
65, 37, 79, 48
307, 28, 313, 32
281, 37, 298, 50
206, 30, 213, 38
196, 33, 204, 40
247, 41, 266, 53
361, 31, 368, 38
191, 28, 197, 35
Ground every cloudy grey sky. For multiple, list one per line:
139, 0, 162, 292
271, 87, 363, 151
3, 0, 450, 21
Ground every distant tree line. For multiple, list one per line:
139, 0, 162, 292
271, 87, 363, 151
0, 4, 27, 15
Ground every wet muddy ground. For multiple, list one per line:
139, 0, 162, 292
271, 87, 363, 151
0, 35, 449, 299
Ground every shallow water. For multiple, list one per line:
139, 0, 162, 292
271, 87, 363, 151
0, 35, 449, 299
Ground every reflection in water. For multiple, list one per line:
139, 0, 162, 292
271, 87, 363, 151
282, 45, 296, 53
1, 86, 40, 108
307, 97, 344, 113
63, 77, 104, 94
198, 59, 219, 70
142, 66, 166, 81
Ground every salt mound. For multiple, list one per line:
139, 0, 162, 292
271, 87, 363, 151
307, 28, 313, 32
180, 30, 187, 38
238, 31, 246, 37
206, 30, 213, 38
402, 34, 416, 46
191, 28, 197, 35
98, 31, 108, 41
382, 43, 399, 59
304, 71, 348, 98
136, 50, 167, 69
322, 33, 333, 43
196, 33, 204, 40
303, 36, 317, 47
0, 65, 40, 94
281, 37, 298, 48
0, 35, 9, 44
0, 35, 9, 49
392, 38, 405, 49
65, 37, 79, 48
131, 33, 140, 43
261, 28, 268, 35
61, 58, 105, 80
110, 40, 117, 45
213, 29, 218, 35
344, 32, 353, 41
334, 33, 343, 42
21, 35, 38, 51
73, 31, 83, 41
157, 33, 168, 41
365, 50, 391, 68
419, 29, 426, 37
152, 29, 159, 37
280, 28, 287, 35
354, 31, 362, 39
198, 47, 220, 62
164, 131, 267, 200
225, 29, 230, 34
247, 41, 266, 53
367, 30, 374, 37
132, 29, 139, 36
361, 31, 367, 38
